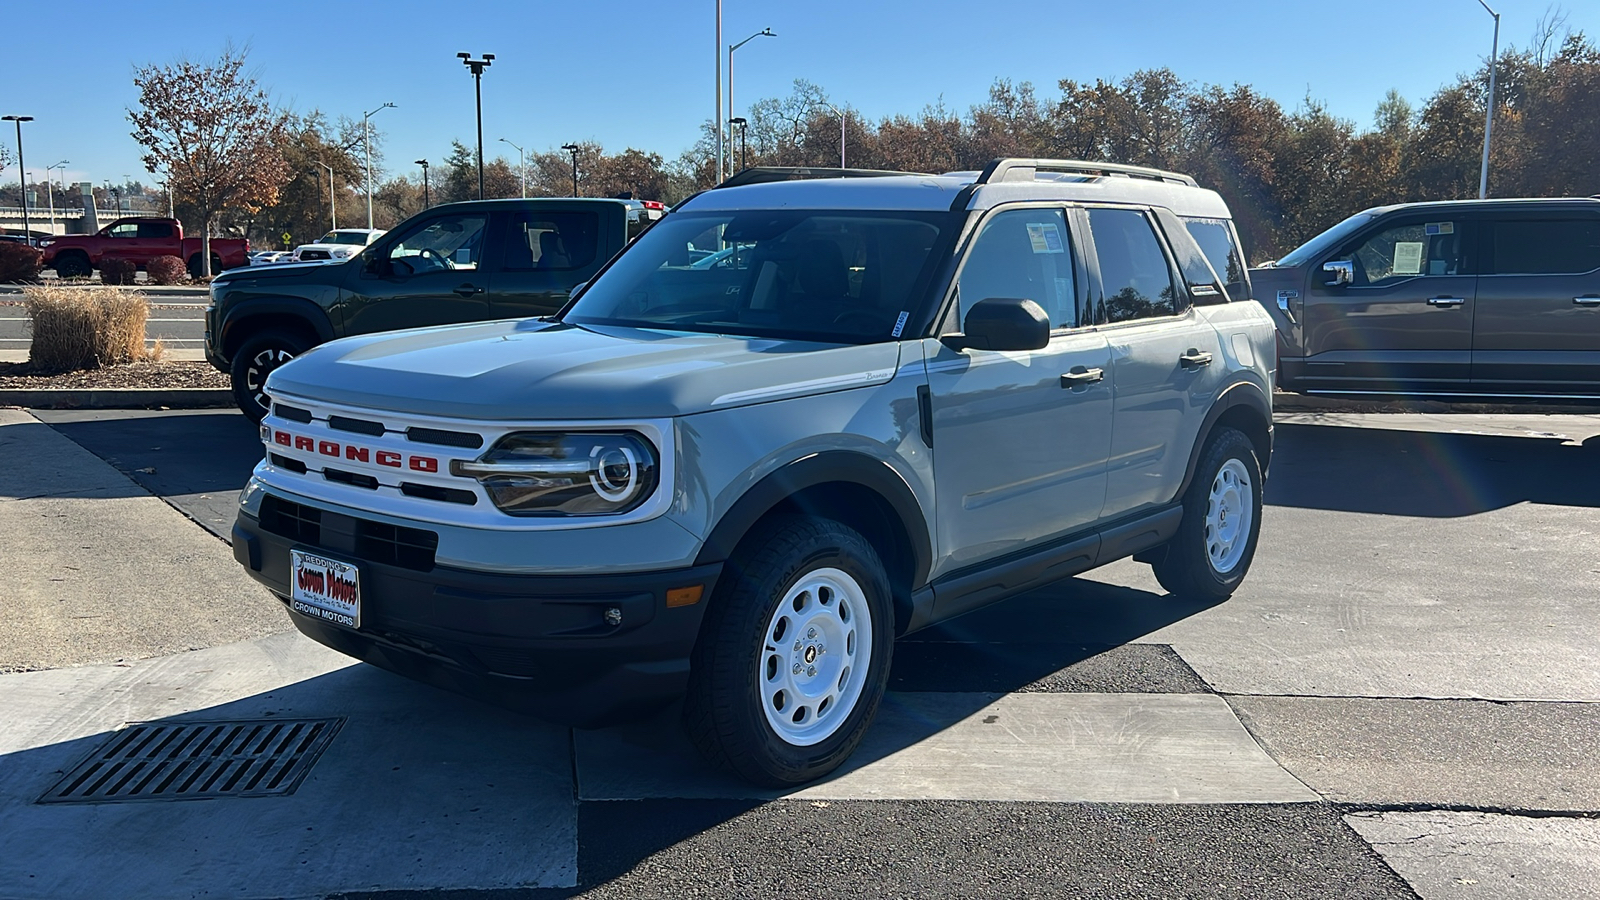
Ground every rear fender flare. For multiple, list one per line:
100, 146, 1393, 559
1175, 379, 1273, 500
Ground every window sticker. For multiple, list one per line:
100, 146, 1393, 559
1424, 222, 1454, 236
891, 311, 910, 338
1026, 222, 1064, 254
1393, 241, 1425, 275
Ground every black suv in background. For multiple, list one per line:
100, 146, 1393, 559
1259, 198, 1600, 398
205, 198, 664, 419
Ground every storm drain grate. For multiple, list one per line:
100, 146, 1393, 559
37, 718, 344, 804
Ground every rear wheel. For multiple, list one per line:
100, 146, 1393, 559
230, 330, 311, 421
1151, 427, 1263, 601
52, 251, 90, 279
684, 516, 894, 787
187, 253, 224, 279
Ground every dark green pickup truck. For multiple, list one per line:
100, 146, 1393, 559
206, 197, 664, 418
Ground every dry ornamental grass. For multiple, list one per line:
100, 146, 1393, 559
23, 286, 165, 372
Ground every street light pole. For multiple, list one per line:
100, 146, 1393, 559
727, 28, 775, 180
319, 161, 337, 230
362, 102, 396, 230
714, 0, 723, 186
561, 144, 580, 197
3, 115, 34, 242
730, 117, 748, 171
1476, 0, 1500, 200
499, 138, 526, 197
45, 159, 67, 235
823, 103, 846, 169
415, 159, 430, 210
458, 53, 495, 200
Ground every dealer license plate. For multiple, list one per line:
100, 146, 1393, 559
290, 550, 361, 629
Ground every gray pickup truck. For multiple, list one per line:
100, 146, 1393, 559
230, 160, 1276, 786
205, 198, 664, 418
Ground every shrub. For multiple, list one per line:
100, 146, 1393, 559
0, 242, 43, 283
99, 256, 137, 286
24, 286, 155, 372
147, 255, 187, 285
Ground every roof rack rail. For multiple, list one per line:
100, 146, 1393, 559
974, 158, 1198, 188
715, 166, 928, 189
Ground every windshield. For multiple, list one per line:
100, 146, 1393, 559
563, 209, 956, 343
321, 231, 372, 245
1276, 211, 1379, 268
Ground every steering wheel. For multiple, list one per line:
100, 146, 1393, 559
417, 247, 452, 271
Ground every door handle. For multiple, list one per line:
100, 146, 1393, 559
453, 284, 486, 296
1178, 350, 1213, 369
1427, 297, 1466, 308
1060, 366, 1104, 388
1574, 296, 1600, 307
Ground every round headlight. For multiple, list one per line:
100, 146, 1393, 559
451, 431, 659, 517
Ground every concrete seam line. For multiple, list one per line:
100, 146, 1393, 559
1216, 691, 1327, 802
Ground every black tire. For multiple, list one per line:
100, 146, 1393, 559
684, 516, 895, 787
230, 330, 311, 421
52, 251, 90, 279
1151, 427, 1263, 601
187, 253, 224, 279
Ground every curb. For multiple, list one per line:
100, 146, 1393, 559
1271, 391, 1600, 415
0, 388, 232, 410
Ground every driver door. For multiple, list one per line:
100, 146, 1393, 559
342, 210, 493, 336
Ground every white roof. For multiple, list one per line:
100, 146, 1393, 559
682, 172, 1232, 220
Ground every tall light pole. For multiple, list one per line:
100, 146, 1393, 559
561, 143, 580, 197
727, 27, 775, 180
3, 115, 33, 242
458, 52, 495, 199
714, 1, 723, 186
363, 101, 395, 229
499, 138, 526, 198
319, 161, 337, 230
1476, 0, 1500, 199
730, 117, 748, 171
415, 159, 430, 210
822, 103, 846, 169
45, 159, 68, 235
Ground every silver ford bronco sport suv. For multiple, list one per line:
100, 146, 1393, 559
232, 159, 1276, 787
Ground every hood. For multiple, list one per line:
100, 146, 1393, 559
216, 259, 349, 283
266, 319, 904, 420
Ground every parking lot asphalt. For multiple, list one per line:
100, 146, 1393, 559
2, 408, 1598, 899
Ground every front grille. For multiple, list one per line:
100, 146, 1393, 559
259, 495, 438, 572
299, 250, 330, 260
328, 415, 385, 437
407, 426, 483, 449
273, 404, 313, 423
269, 453, 307, 474
324, 467, 379, 490
38, 719, 343, 804
401, 482, 477, 505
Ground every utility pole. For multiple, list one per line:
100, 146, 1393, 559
319, 161, 337, 230
731, 117, 748, 171
728, 28, 775, 178
363, 102, 396, 229
562, 144, 580, 197
1476, 0, 1500, 199
823, 103, 846, 169
415, 159, 430, 209
458, 53, 495, 199
714, 0, 723, 185
3, 116, 34, 242
45, 159, 68, 235
499, 138, 526, 197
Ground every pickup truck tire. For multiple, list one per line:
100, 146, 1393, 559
1151, 427, 1262, 602
684, 515, 893, 787
188, 253, 225, 279
231, 330, 311, 421
51, 251, 91, 279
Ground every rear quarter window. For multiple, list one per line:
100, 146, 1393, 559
1182, 217, 1248, 301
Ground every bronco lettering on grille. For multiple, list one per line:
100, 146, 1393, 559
269, 430, 439, 474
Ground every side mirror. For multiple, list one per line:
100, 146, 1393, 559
568, 280, 588, 300
1323, 260, 1353, 287
942, 297, 1050, 352
389, 257, 415, 278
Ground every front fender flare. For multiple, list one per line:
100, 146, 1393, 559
217, 296, 337, 362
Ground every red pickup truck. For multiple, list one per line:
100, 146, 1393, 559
41, 217, 250, 279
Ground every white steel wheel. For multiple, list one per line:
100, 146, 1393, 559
1205, 458, 1254, 574
757, 567, 873, 747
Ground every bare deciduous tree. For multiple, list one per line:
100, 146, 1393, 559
128, 46, 291, 275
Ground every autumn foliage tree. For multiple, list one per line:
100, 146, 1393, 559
129, 46, 290, 275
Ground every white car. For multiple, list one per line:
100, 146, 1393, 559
293, 228, 385, 262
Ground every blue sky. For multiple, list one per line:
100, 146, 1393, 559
7, 0, 1593, 190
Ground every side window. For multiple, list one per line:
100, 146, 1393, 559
956, 208, 1077, 329
1489, 219, 1600, 275
108, 223, 138, 239
1088, 208, 1176, 323
137, 222, 174, 239
504, 211, 600, 271
387, 213, 488, 273
1344, 220, 1463, 285
1182, 217, 1244, 300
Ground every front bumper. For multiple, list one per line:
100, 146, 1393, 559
233, 509, 720, 728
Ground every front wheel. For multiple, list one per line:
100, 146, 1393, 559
230, 330, 311, 421
684, 516, 894, 787
1151, 427, 1263, 601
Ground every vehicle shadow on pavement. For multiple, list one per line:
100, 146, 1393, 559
1266, 422, 1600, 517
